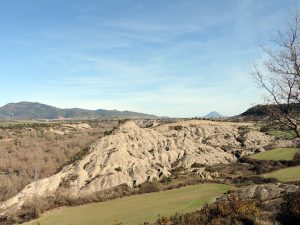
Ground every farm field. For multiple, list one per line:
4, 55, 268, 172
24, 183, 231, 225
249, 148, 300, 161
262, 166, 300, 182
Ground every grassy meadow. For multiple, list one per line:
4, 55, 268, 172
249, 148, 300, 161
23, 183, 231, 225
262, 166, 300, 182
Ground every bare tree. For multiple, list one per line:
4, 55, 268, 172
252, 8, 300, 137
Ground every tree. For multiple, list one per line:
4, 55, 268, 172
252, 8, 300, 137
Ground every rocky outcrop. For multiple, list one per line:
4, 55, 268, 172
0, 120, 284, 214
218, 183, 299, 202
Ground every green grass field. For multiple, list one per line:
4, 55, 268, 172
267, 130, 297, 139
23, 183, 231, 225
249, 148, 300, 161
262, 166, 300, 182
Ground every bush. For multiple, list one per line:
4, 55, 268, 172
293, 152, 300, 165
170, 125, 183, 131
114, 167, 122, 172
277, 190, 300, 225
56, 146, 90, 172
161, 176, 172, 183
16, 201, 41, 223
234, 150, 242, 159
149, 194, 262, 225
259, 126, 269, 133
191, 162, 204, 168
139, 179, 161, 193
236, 126, 251, 148
232, 176, 277, 186
267, 130, 297, 140
239, 156, 293, 174
205, 194, 261, 225
112, 220, 122, 225
104, 126, 117, 136
236, 136, 247, 147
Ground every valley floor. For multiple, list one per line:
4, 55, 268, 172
2, 120, 299, 225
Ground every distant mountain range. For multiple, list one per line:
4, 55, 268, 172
0, 102, 158, 120
204, 111, 224, 119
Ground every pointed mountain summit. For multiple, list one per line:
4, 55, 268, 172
204, 111, 224, 119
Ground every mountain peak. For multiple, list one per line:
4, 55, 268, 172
204, 111, 224, 119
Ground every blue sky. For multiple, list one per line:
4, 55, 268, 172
0, 0, 294, 117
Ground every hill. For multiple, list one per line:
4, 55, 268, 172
239, 105, 269, 117
0, 102, 157, 120
0, 119, 279, 214
240, 104, 300, 118
204, 111, 224, 119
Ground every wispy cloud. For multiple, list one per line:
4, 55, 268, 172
0, 0, 293, 116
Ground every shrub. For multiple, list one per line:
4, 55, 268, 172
16, 201, 41, 223
191, 162, 204, 168
114, 167, 122, 172
236, 126, 251, 148
293, 152, 300, 165
156, 216, 172, 225
238, 156, 294, 174
139, 179, 161, 193
104, 126, 117, 136
277, 190, 300, 225
232, 176, 277, 186
149, 194, 262, 225
236, 136, 247, 147
170, 125, 183, 131
161, 176, 172, 183
112, 219, 122, 225
206, 194, 261, 224
56, 146, 90, 172
234, 151, 242, 159
259, 126, 269, 133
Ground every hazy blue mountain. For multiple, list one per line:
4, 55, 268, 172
204, 111, 224, 119
0, 102, 158, 120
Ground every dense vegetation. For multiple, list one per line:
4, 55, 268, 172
0, 121, 115, 202
277, 190, 300, 225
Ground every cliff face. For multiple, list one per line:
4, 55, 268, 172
1, 120, 282, 214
